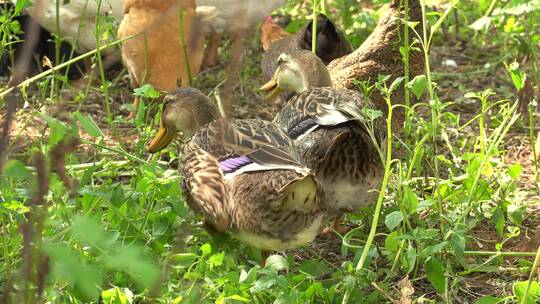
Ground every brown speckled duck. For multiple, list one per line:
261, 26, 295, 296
147, 88, 324, 258
260, 50, 385, 233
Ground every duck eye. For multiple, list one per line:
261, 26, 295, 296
277, 54, 287, 65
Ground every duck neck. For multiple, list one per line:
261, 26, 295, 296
302, 69, 332, 91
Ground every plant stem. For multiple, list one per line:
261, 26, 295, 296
53, 0, 60, 101
403, 0, 411, 152
341, 93, 394, 304
177, 5, 192, 86
521, 244, 540, 304
94, 0, 120, 145
464, 250, 537, 257
311, 0, 318, 54
0, 34, 140, 98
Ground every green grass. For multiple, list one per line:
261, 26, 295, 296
1, 0, 539, 303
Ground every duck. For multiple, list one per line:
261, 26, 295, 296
118, 0, 206, 116
261, 13, 352, 83
147, 87, 325, 261
260, 50, 385, 233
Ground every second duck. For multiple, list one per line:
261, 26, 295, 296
260, 50, 385, 233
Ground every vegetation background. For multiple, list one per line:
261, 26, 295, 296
0, 0, 539, 303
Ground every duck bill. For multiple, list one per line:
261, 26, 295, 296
147, 124, 174, 153
259, 69, 282, 101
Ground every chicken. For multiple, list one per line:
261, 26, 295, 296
327, 0, 424, 118
10, 0, 123, 54
197, 0, 287, 68
261, 16, 291, 51
118, 0, 205, 115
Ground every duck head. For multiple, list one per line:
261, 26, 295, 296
147, 87, 218, 153
259, 50, 332, 100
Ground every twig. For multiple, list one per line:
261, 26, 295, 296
0, 0, 45, 180
0, 33, 140, 99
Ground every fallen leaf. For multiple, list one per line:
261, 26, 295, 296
398, 276, 414, 304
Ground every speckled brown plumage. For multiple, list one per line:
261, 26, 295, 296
181, 119, 325, 250
261, 50, 386, 231
148, 88, 325, 252
327, 0, 424, 122
274, 87, 385, 216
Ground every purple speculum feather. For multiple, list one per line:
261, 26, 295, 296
219, 155, 252, 174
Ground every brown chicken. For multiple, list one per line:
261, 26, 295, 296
118, 0, 205, 115
260, 16, 291, 51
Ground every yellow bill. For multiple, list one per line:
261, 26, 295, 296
259, 68, 282, 101
147, 122, 175, 153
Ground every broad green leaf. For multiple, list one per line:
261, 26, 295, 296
344, 275, 356, 291
224, 295, 249, 302
507, 204, 524, 226
133, 84, 161, 98
40, 113, 69, 146
384, 231, 400, 261
250, 275, 278, 293
200, 243, 212, 256
14, 0, 31, 14
420, 241, 448, 257
135, 99, 146, 128
183, 271, 202, 280
101, 287, 134, 304
407, 75, 427, 99
274, 294, 296, 304
405, 20, 419, 29
110, 186, 125, 207
513, 281, 540, 304
450, 233, 465, 264
424, 257, 445, 294
2, 200, 29, 213
78, 165, 97, 189
75, 112, 103, 138
304, 282, 324, 300
385, 211, 404, 231
208, 251, 225, 268
170, 253, 197, 267
45, 243, 102, 300
299, 260, 331, 277
265, 254, 289, 272
3, 159, 30, 180
72, 215, 107, 245
507, 163, 523, 180
239, 267, 258, 284
106, 246, 160, 289
389, 76, 405, 94
491, 207, 505, 236
506, 62, 525, 90
475, 295, 502, 304
403, 186, 419, 213
405, 245, 417, 273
